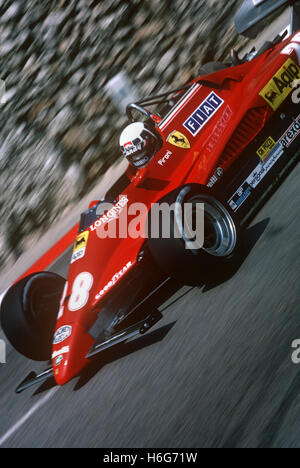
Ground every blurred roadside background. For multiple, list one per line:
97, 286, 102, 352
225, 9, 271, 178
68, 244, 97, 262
0, 0, 247, 269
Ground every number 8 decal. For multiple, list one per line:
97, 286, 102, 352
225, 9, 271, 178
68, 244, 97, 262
68, 272, 93, 312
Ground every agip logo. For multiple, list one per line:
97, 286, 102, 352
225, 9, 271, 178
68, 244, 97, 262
260, 58, 300, 110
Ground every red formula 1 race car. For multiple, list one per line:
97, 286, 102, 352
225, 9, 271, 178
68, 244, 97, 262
1, 0, 300, 392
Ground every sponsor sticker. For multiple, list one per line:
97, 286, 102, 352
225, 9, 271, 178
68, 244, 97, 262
259, 58, 300, 111
229, 183, 252, 212
90, 196, 129, 232
71, 231, 89, 264
158, 150, 172, 166
256, 136, 276, 161
52, 346, 70, 359
167, 131, 190, 149
207, 167, 223, 188
53, 325, 72, 345
203, 106, 233, 153
55, 355, 63, 366
228, 142, 284, 212
95, 261, 133, 300
279, 115, 300, 148
183, 92, 224, 136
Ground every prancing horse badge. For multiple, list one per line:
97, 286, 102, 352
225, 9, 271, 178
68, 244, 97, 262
167, 131, 190, 149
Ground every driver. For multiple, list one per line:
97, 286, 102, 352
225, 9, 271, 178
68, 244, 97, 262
119, 122, 162, 169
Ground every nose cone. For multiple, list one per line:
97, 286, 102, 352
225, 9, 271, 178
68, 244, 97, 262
52, 322, 94, 386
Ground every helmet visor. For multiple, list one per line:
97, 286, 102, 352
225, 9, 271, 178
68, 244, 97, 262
129, 148, 149, 168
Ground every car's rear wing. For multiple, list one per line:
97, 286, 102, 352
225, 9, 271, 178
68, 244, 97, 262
235, 0, 300, 38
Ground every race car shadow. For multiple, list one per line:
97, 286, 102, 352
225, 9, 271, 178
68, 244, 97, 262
73, 321, 177, 391
199, 217, 271, 291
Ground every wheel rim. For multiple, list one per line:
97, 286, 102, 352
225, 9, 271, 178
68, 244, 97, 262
182, 194, 237, 257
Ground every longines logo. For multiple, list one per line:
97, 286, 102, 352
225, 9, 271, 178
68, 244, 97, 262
0, 339, 6, 364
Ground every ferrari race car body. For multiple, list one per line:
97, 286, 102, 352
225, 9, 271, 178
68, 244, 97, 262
1, 1, 300, 391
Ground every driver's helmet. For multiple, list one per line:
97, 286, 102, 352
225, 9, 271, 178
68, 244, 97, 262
119, 122, 160, 169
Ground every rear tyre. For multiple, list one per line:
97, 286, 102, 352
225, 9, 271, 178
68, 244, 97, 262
148, 184, 243, 281
0, 272, 66, 361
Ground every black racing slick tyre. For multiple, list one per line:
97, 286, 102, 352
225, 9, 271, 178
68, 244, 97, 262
148, 184, 243, 281
0, 272, 65, 361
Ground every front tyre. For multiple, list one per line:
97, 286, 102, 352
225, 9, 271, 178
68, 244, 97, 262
0, 272, 66, 361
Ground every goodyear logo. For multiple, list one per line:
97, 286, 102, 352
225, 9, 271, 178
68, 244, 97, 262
260, 58, 300, 111
167, 131, 190, 149
257, 136, 276, 161
183, 92, 224, 136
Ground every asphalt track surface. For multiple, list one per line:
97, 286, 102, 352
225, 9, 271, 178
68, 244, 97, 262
0, 11, 300, 449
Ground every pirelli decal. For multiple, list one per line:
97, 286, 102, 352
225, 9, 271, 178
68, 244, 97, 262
260, 58, 300, 111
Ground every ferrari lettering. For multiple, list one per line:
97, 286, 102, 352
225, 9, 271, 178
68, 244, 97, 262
183, 92, 224, 136
260, 58, 300, 110
204, 106, 232, 153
